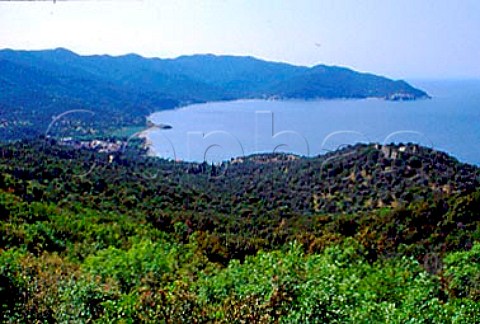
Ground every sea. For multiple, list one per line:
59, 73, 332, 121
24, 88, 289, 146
147, 80, 480, 165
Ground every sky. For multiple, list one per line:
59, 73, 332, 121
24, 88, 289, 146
0, 0, 479, 80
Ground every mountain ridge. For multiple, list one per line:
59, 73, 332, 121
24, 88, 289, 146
0, 48, 430, 140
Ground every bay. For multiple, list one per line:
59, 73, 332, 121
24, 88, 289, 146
148, 80, 480, 165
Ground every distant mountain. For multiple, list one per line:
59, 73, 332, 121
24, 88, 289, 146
269, 65, 428, 100
0, 48, 429, 140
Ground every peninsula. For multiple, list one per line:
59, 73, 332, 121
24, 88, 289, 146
0, 48, 429, 140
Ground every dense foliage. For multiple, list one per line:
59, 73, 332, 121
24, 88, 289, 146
0, 140, 479, 322
0, 48, 428, 140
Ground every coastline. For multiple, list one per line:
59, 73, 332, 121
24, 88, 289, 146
142, 96, 403, 156
140, 83, 479, 165
136, 128, 158, 157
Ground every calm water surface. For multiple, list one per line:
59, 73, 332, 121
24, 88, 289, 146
148, 80, 480, 164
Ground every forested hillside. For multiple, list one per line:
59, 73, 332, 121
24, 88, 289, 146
0, 140, 479, 322
0, 48, 429, 140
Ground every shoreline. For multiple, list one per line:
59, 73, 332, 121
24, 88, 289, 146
139, 89, 476, 165
136, 129, 158, 157
148, 94, 429, 118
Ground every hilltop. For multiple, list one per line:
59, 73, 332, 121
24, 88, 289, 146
1, 140, 478, 254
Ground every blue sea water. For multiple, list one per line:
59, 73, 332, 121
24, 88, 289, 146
148, 80, 480, 165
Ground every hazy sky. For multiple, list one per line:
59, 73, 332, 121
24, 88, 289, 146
1, 0, 479, 79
